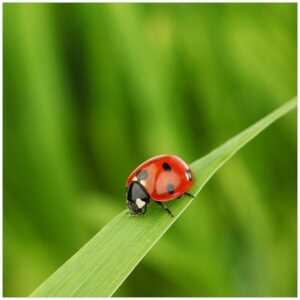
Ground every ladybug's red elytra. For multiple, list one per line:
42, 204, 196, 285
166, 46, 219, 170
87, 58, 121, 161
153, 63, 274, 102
126, 155, 195, 217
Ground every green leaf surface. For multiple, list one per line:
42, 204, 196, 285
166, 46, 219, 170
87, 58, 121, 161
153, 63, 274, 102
30, 98, 297, 297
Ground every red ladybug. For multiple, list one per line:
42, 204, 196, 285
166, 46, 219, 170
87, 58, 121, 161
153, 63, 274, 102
126, 155, 195, 217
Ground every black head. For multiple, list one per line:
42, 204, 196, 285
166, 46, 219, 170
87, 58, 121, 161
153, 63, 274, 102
126, 181, 150, 215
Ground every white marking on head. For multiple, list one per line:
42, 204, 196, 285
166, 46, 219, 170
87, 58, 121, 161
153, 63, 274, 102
133, 176, 137, 181
140, 180, 146, 187
136, 198, 146, 209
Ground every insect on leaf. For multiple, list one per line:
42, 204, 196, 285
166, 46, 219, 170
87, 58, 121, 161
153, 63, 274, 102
30, 98, 297, 297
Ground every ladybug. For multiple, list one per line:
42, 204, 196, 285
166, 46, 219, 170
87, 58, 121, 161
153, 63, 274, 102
126, 155, 195, 217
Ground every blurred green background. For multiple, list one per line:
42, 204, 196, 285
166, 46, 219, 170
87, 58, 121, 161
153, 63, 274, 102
3, 3, 297, 297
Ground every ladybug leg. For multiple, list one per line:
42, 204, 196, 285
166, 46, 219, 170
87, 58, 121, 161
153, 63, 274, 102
184, 192, 195, 198
141, 204, 147, 215
175, 193, 195, 200
155, 202, 174, 217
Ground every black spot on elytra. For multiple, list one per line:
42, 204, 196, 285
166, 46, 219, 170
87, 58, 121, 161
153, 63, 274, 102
162, 162, 172, 172
137, 169, 148, 181
186, 169, 192, 181
167, 183, 175, 195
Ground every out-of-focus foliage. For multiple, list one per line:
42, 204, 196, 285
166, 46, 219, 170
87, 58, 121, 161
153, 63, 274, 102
3, 3, 296, 297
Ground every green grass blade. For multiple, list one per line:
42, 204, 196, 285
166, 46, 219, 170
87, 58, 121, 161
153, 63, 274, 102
30, 98, 297, 297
